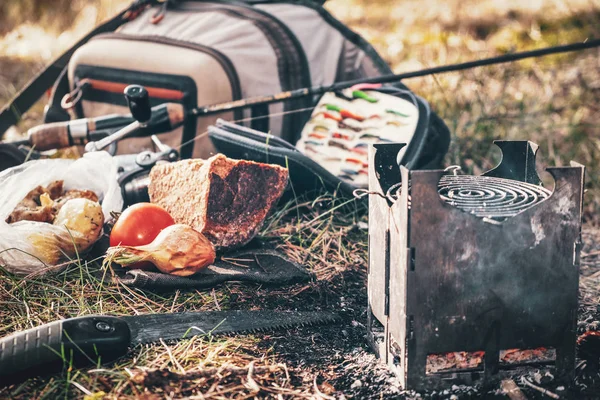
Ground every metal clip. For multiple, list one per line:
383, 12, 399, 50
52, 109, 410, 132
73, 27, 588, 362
123, 0, 153, 21
353, 188, 384, 199
444, 165, 462, 176
150, 0, 170, 24
353, 182, 403, 204
61, 80, 89, 110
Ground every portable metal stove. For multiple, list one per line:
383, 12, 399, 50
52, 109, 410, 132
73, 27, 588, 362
366, 141, 585, 390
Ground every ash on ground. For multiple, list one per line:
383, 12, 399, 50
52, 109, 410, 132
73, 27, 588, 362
248, 227, 600, 399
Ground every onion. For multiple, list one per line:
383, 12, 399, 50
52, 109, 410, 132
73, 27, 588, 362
106, 224, 216, 276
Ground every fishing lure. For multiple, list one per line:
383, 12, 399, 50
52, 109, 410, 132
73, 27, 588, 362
338, 121, 362, 132
350, 83, 383, 91
332, 132, 353, 141
352, 90, 378, 103
340, 165, 368, 176
351, 146, 368, 156
305, 139, 325, 146
322, 111, 342, 122
308, 132, 328, 140
345, 157, 368, 168
386, 108, 410, 118
386, 120, 409, 127
324, 104, 365, 121
325, 104, 342, 112
340, 109, 365, 121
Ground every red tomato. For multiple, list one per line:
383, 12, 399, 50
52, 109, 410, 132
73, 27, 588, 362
110, 203, 175, 247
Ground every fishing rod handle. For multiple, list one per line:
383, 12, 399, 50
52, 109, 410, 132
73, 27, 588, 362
25, 103, 185, 152
27, 118, 94, 151
26, 113, 132, 151
0, 316, 130, 386
85, 102, 185, 153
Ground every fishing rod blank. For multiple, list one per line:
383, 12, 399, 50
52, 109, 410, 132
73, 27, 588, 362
192, 38, 600, 117
5, 38, 600, 151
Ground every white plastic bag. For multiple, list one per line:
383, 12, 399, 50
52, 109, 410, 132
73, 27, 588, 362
0, 152, 123, 275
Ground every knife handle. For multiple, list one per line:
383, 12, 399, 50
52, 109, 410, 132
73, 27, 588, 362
0, 316, 130, 386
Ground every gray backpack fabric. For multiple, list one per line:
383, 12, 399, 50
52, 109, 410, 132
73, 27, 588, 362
59, 0, 448, 161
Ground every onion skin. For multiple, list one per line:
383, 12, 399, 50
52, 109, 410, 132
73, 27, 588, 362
53, 198, 104, 251
107, 224, 216, 276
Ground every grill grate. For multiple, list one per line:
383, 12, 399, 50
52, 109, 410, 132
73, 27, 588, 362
383, 175, 551, 221
437, 175, 551, 220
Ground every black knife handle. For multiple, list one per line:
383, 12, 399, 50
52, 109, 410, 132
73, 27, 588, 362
0, 316, 131, 386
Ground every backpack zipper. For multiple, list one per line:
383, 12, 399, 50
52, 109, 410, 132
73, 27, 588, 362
91, 32, 243, 121
72, 63, 202, 158
77, 78, 186, 101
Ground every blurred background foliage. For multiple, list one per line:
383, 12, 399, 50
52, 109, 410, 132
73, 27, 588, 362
0, 0, 126, 35
0, 0, 599, 220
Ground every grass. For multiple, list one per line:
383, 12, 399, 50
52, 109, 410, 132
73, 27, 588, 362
0, 197, 369, 399
0, 0, 600, 398
2, 0, 599, 217
326, 0, 600, 221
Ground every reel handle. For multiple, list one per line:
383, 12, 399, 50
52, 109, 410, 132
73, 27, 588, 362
124, 85, 152, 125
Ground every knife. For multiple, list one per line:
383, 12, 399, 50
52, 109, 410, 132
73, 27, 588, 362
0, 310, 340, 385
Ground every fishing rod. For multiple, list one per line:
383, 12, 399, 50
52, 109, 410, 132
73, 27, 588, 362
5, 37, 600, 152
8, 88, 184, 152
192, 38, 600, 117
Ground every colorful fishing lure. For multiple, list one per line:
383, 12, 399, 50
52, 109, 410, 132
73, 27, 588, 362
296, 88, 419, 186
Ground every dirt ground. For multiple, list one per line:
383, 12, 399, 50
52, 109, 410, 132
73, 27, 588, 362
88, 226, 600, 399
1, 0, 600, 399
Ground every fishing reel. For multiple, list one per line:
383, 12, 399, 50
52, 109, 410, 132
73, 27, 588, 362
88, 84, 181, 206
115, 135, 179, 206
0, 84, 182, 206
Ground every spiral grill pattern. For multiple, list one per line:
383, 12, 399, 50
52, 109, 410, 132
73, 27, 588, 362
437, 175, 551, 219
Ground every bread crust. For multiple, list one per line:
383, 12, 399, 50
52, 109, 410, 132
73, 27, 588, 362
149, 154, 288, 250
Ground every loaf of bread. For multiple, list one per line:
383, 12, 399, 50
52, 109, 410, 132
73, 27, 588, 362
149, 154, 288, 250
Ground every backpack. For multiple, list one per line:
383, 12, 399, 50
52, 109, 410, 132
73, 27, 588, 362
0, 0, 450, 167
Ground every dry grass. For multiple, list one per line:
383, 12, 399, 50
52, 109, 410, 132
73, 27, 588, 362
327, 0, 600, 221
2, 0, 599, 217
0, 0, 600, 398
0, 197, 370, 399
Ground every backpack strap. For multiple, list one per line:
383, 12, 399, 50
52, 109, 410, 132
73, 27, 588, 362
44, 66, 71, 123
0, 1, 153, 136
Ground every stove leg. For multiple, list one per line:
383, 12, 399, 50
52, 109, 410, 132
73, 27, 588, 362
555, 325, 577, 380
407, 349, 427, 391
484, 322, 500, 381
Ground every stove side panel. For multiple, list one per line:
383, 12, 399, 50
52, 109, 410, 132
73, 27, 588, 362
405, 167, 583, 389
